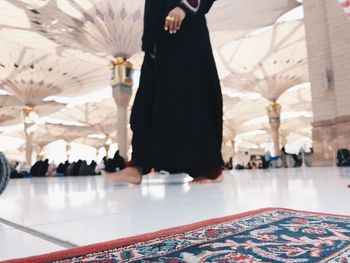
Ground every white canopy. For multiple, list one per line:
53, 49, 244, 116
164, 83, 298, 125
222, 83, 313, 150
7, 0, 144, 59
0, 41, 110, 105
24, 123, 95, 143
240, 116, 312, 134
238, 127, 312, 149
0, 95, 64, 126
0, 0, 300, 60
278, 84, 312, 112
74, 137, 106, 150
208, 0, 300, 47
0, 1, 309, 159
7, 129, 57, 149
51, 98, 118, 136
224, 97, 311, 134
219, 20, 308, 101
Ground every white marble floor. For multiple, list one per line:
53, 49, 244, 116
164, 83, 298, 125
0, 167, 349, 261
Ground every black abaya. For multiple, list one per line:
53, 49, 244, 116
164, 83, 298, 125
130, 0, 224, 176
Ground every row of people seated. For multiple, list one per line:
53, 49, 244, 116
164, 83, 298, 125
228, 147, 314, 170
56, 160, 97, 177
223, 157, 269, 170
9, 150, 126, 178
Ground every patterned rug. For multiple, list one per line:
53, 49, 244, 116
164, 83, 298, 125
3, 208, 350, 263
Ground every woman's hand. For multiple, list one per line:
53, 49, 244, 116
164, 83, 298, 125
164, 7, 186, 34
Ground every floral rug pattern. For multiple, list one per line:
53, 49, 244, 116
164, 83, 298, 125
52, 209, 350, 263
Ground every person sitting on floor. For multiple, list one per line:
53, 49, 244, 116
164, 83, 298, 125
46, 162, 56, 177
104, 150, 126, 173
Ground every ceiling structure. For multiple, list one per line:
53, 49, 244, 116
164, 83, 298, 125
238, 127, 312, 149
219, 20, 308, 102
51, 98, 118, 136
0, 0, 300, 63
0, 93, 66, 127
243, 115, 311, 132
9, 123, 96, 144
0, 41, 110, 104
278, 84, 312, 112
224, 88, 311, 134
0, 0, 313, 158
223, 84, 312, 151
7, 0, 144, 60
208, 0, 301, 47
74, 137, 106, 151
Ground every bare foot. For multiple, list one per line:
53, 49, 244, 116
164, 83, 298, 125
101, 167, 142, 185
190, 173, 224, 184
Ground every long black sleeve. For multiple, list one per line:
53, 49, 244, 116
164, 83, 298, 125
177, 0, 215, 15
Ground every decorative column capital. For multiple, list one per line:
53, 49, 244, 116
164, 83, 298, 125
110, 57, 134, 89
65, 143, 71, 153
266, 102, 281, 157
22, 105, 39, 125
231, 130, 237, 139
104, 136, 112, 147
111, 57, 133, 107
266, 102, 281, 129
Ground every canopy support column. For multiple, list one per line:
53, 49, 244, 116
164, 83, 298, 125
66, 143, 71, 162
22, 106, 39, 166
111, 58, 133, 159
104, 136, 112, 158
24, 123, 33, 166
231, 131, 237, 157
267, 102, 281, 157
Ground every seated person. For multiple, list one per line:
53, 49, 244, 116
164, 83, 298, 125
104, 151, 126, 173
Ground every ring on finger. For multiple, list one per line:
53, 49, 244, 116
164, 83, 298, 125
166, 16, 175, 21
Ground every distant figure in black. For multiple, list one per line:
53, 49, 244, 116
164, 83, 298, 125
104, 151, 126, 173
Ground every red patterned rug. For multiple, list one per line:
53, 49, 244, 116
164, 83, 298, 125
2, 208, 350, 263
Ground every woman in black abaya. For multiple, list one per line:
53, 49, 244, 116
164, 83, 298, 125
103, 0, 224, 184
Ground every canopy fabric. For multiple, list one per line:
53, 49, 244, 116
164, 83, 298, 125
8, 129, 56, 149
0, 94, 22, 108
238, 131, 272, 146
222, 84, 312, 147
238, 127, 312, 148
2, 147, 26, 162
223, 99, 265, 132
7, 0, 144, 58
51, 98, 118, 136
0, 100, 64, 127
224, 97, 311, 134
0, 0, 300, 60
208, 0, 300, 47
240, 116, 312, 134
219, 20, 308, 102
74, 137, 107, 150
26, 123, 95, 143
278, 84, 312, 112
0, 0, 310, 157
0, 41, 110, 105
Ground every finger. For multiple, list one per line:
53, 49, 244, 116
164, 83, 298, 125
165, 16, 173, 31
172, 18, 180, 33
176, 17, 182, 30
169, 18, 176, 33
164, 18, 170, 31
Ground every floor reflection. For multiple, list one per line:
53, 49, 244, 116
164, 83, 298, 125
0, 167, 349, 260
